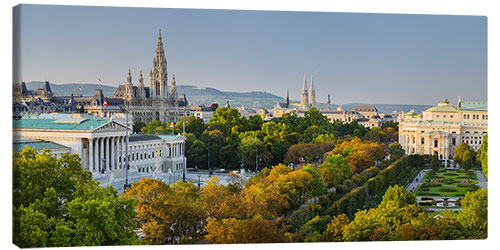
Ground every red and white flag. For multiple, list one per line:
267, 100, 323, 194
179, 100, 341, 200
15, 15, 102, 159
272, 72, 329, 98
98, 78, 102, 83
103, 100, 108, 106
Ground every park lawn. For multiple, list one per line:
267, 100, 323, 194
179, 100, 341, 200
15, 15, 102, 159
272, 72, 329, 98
426, 170, 477, 181
415, 185, 478, 197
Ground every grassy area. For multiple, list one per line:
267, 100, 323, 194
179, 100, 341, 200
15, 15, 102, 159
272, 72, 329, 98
414, 169, 479, 198
415, 185, 478, 197
427, 169, 477, 181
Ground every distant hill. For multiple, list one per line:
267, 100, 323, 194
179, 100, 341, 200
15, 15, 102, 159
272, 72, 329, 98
177, 85, 284, 109
25, 81, 118, 97
24, 82, 285, 109
23, 82, 432, 112
340, 103, 433, 114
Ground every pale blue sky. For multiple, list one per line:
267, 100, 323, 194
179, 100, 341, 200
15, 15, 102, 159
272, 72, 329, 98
15, 4, 487, 105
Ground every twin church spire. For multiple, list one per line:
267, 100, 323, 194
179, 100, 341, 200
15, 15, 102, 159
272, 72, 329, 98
300, 73, 316, 109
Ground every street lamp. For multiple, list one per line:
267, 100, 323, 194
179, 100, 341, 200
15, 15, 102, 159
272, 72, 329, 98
208, 145, 212, 176
255, 148, 258, 173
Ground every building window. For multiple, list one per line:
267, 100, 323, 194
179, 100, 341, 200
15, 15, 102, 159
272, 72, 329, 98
452, 138, 456, 145
421, 138, 425, 145
450, 115, 453, 118
434, 140, 438, 148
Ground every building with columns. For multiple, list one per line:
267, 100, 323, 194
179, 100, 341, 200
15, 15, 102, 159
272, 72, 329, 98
13, 113, 186, 187
398, 99, 487, 167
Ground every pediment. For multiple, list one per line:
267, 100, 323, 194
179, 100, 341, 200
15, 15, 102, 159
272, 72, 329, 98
93, 121, 130, 133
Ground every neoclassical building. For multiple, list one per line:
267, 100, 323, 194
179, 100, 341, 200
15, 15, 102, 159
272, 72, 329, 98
398, 99, 487, 166
13, 113, 186, 189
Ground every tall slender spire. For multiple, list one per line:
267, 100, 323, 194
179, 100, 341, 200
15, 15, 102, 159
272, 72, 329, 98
301, 73, 309, 109
309, 73, 316, 107
286, 88, 289, 106
150, 29, 168, 98
170, 74, 178, 101
126, 69, 132, 86
138, 70, 144, 87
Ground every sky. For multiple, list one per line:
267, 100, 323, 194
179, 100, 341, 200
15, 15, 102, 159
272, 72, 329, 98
15, 4, 487, 105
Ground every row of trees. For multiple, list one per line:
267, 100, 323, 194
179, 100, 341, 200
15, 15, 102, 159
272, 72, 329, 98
136, 107, 398, 171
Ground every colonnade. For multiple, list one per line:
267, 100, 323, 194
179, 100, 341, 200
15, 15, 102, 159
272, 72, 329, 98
86, 136, 128, 173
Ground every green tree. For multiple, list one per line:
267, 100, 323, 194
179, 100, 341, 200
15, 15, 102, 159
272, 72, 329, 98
389, 142, 405, 160
13, 147, 138, 247
461, 150, 475, 170
133, 120, 146, 133
174, 115, 206, 137
458, 188, 487, 238
477, 134, 488, 179
430, 152, 441, 170
318, 154, 351, 188
453, 142, 472, 166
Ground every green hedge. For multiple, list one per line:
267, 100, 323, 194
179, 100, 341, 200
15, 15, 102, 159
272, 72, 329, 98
329, 156, 414, 217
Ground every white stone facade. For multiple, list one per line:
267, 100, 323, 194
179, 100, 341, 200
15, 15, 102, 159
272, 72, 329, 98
398, 100, 487, 166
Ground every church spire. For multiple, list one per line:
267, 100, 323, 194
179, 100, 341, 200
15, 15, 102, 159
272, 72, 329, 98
301, 73, 309, 109
138, 70, 144, 87
286, 88, 289, 106
309, 73, 316, 107
150, 29, 168, 98
126, 68, 132, 86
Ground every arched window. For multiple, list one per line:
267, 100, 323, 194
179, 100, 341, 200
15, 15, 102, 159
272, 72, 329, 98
452, 138, 456, 145
434, 140, 438, 148
421, 138, 425, 145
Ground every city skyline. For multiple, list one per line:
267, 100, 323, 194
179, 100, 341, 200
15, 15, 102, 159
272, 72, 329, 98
15, 4, 487, 105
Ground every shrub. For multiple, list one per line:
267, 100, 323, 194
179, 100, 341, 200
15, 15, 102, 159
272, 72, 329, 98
439, 187, 457, 192
421, 197, 434, 201
422, 183, 441, 188
418, 192, 440, 196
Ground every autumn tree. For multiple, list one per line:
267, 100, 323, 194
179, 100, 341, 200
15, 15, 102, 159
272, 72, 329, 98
204, 216, 289, 244
199, 177, 242, 219
121, 178, 178, 244
320, 214, 350, 242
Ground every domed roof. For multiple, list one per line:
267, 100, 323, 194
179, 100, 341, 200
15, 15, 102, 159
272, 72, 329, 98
425, 100, 457, 112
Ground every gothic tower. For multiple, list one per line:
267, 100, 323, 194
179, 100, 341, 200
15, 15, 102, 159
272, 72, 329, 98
137, 70, 146, 99
327, 93, 331, 110
149, 29, 168, 99
308, 73, 316, 107
170, 74, 178, 101
286, 88, 289, 107
300, 74, 309, 109
125, 69, 133, 99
